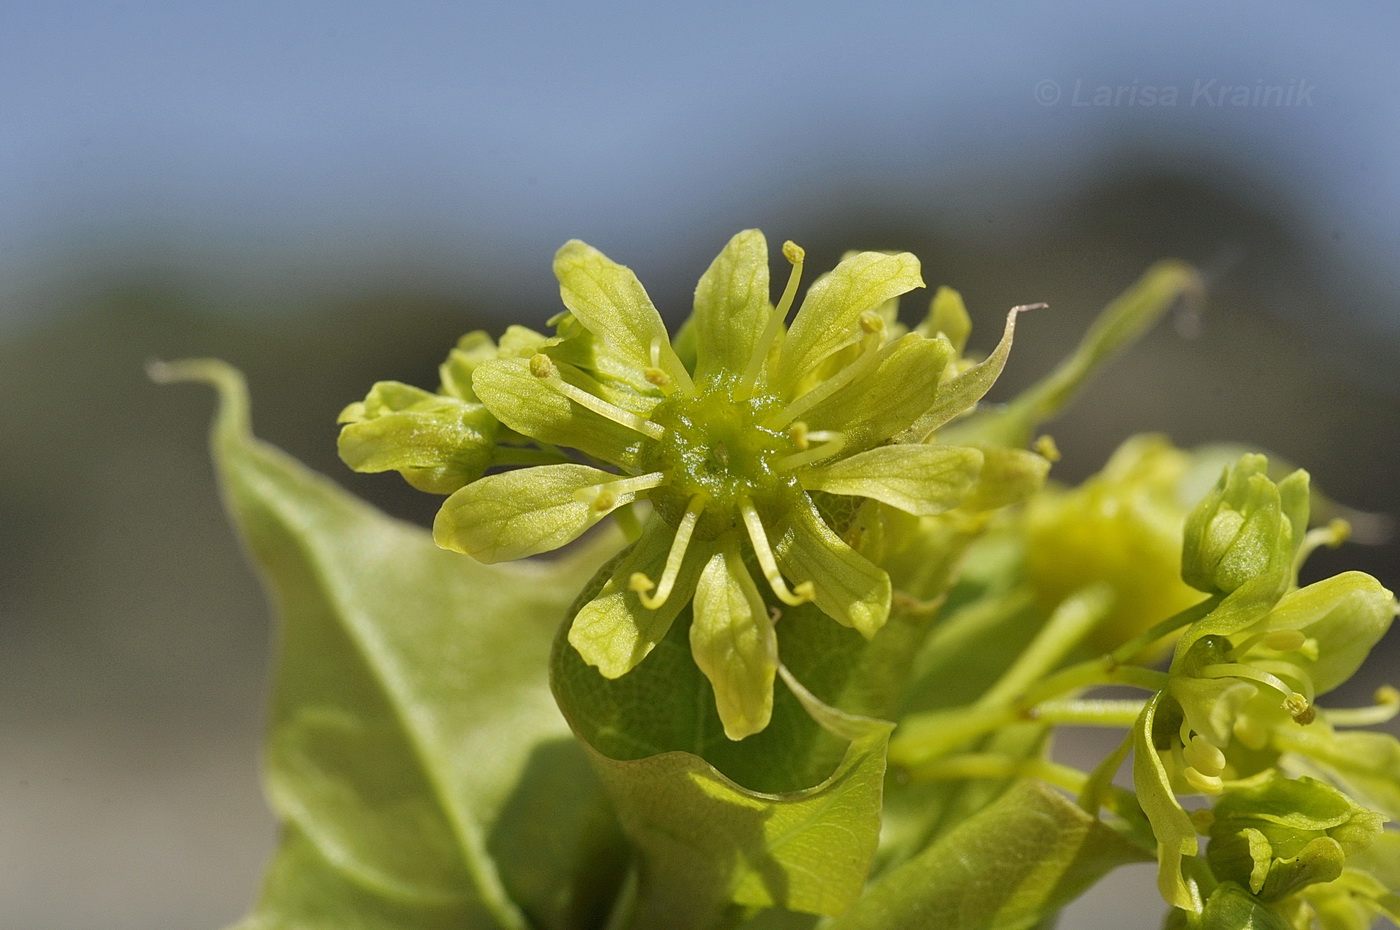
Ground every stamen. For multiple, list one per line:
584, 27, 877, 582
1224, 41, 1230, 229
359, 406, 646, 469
740, 499, 813, 606
644, 337, 687, 395
1034, 435, 1062, 462
1198, 661, 1311, 723
1230, 628, 1307, 657
788, 422, 810, 451
777, 431, 845, 471
572, 471, 668, 511
530, 354, 666, 440
634, 495, 704, 610
739, 240, 805, 396
1294, 518, 1351, 574
769, 317, 886, 428
1183, 735, 1226, 777
1322, 685, 1400, 728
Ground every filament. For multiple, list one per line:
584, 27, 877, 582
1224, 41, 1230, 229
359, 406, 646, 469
530, 354, 665, 440
739, 240, 805, 396
631, 494, 704, 609
739, 499, 813, 606
777, 431, 845, 471
769, 312, 886, 427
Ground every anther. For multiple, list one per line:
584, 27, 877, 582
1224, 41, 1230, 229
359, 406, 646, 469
858, 310, 884, 334
1034, 435, 1062, 462
789, 422, 810, 451
530, 353, 555, 378
1283, 692, 1315, 725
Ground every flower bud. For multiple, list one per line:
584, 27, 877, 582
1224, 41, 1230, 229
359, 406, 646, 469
1181, 454, 1308, 595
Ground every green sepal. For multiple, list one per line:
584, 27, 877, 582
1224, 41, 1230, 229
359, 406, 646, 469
568, 518, 710, 679
693, 229, 771, 385
957, 446, 1051, 512
553, 239, 689, 389
1258, 571, 1395, 695
471, 357, 647, 468
802, 444, 983, 515
903, 304, 1024, 443
690, 544, 779, 740
337, 381, 498, 495
775, 250, 924, 391
432, 463, 624, 563
1133, 693, 1203, 912
803, 334, 953, 454
917, 285, 971, 356
774, 494, 891, 639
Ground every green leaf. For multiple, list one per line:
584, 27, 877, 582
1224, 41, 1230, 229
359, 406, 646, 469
801, 445, 983, 516
828, 780, 1150, 930
155, 360, 627, 930
775, 250, 924, 390
693, 229, 771, 384
554, 582, 897, 927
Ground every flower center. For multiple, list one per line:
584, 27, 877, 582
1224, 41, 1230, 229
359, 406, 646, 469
643, 376, 797, 538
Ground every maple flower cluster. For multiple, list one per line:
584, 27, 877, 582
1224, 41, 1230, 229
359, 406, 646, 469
339, 230, 1007, 738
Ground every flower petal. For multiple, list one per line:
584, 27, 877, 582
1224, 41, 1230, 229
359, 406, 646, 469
691, 544, 778, 740
692, 229, 771, 384
432, 463, 622, 562
568, 519, 709, 678
802, 444, 983, 515
803, 334, 953, 453
554, 240, 689, 386
472, 357, 648, 468
773, 250, 923, 390
774, 495, 890, 638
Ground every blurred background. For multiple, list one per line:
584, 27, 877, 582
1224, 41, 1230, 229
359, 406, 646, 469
3, 2, 1399, 927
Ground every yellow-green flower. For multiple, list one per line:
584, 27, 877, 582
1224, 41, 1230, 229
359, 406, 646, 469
428, 231, 987, 738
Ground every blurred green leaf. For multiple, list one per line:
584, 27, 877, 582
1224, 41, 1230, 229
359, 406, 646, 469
158, 360, 626, 930
829, 780, 1150, 930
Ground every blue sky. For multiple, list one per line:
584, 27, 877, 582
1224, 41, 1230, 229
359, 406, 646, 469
3, 1, 1397, 330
